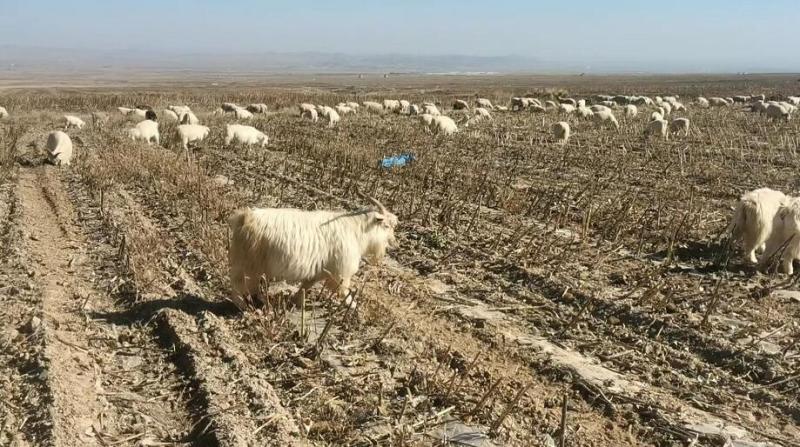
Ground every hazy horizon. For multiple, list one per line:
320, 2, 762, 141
2, 0, 799, 74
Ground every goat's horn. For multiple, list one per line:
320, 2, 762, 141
367, 195, 388, 215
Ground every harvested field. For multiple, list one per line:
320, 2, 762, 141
0, 74, 799, 446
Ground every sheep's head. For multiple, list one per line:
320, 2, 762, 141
362, 196, 398, 259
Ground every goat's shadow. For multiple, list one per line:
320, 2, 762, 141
90, 292, 240, 327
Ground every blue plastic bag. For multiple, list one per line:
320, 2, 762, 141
380, 153, 416, 169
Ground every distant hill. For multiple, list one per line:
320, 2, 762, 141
0, 46, 546, 74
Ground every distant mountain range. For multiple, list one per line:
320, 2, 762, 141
0, 46, 796, 75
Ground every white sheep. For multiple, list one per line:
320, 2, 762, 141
645, 119, 668, 140
453, 99, 470, 110
345, 101, 360, 110
383, 99, 401, 112
430, 115, 458, 136
762, 196, 800, 274
163, 109, 180, 121
363, 101, 384, 114
576, 106, 594, 119
302, 108, 319, 122
545, 100, 558, 110
496, 106, 508, 111
408, 104, 421, 115
474, 107, 492, 120
63, 115, 86, 130
299, 103, 317, 115
227, 197, 397, 308
132, 108, 148, 119
624, 104, 638, 118
225, 124, 268, 148
559, 104, 576, 114
726, 188, 788, 264
128, 120, 160, 145
117, 107, 134, 115
177, 124, 211, 151
600, 101, 617, 109
221, 103, 240, 113
476, 98, 494, 109
559, 98, 577, 107
0, 106, 8, 119
335, 104, 355, 115
422, 104, 442, 116
709, 97, 730, 107
246, 103, 269, 114
46, 131, 73, 166
399, 100, 411, 114
180, 110, 200, 125
669, 118, 690, 136
766, 103, 792, 121
661, 102, 673, 116
552, 121, 570, 143
320, 106, 341, 127
650, 111, 664, 121
589, 105, 611, 113
592, 109, 620, 130
168, 105, 192, 116
233, 107, 254, 120
419, 113, 435, 128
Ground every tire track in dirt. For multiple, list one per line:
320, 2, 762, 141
16, 166, 197, 446
0, 176, 54, 446
79, 182, 305, 446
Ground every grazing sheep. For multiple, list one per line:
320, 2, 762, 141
669, 118, 690, 136
168, 105, 192, 116
430, 115, 458, 136
672, 102, 686, 112
177, 124, 211, 151
247, 103, 269, 114
623, 104, 638, 118
345, 102, 360, 110
645, 119, 668, 140
399, 100, 411, 114
600, 101, 616, 109
233, 107, 254, 120
749, 100, 768, 114
419, 113, 435, 128
0, 106, 8, 119
559, 104, 576, 114
227, 197, 397, 307
335, 104, 356, 115
163, 109, 179, 121
225, 124, 268, 148
221, 103, 239, 113
590, 105, 611, 113
302, 108, 319, 122
63, 115, 86, 130
709, 97, 730, 107
474, 107, 492, 119
559, 98, 577, 107
545, 100, 558, 110
576, 106, 594, 119
180, 111, 200, 125
320, 106, 341, 127
751, 94, 766, 102
733, 95, 749, 103
132, 108, 148, 119
476, 98, 494, 109
766, 103, 792, 121
363, 101, 384, 114
128, 120, 160, 145
650, 111, 664, 121
726, 188, 788, 264
530, 105, 547, 113
299, 103, 316, 115
661, 102, 673, 116
383, 99, 401, 112
453, 99, 469, 110
612, 95, 630, 105
552, 121, 570, 143
91, 112, 109, 127
592, 109, 620, 130
577, 99, 586, 108
762, 196, 800, 274
408, 104, 421, 115
46, 131, 73, 166
117, 107, 134, 115
422, 104, 442, 116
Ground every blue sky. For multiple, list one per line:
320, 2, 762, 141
1, 0, 798, 70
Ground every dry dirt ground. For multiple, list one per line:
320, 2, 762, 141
0, 74, 799, 446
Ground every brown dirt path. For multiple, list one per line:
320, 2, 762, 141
16, 166, 196, 446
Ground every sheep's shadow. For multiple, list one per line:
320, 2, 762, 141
89, 292, 239, 327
